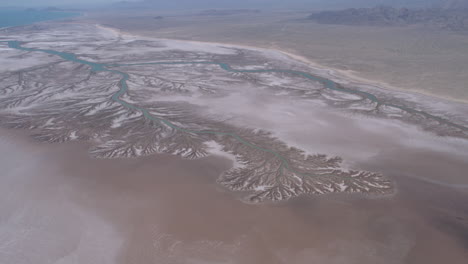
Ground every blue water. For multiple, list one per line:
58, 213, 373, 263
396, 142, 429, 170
0, 9, 79, 28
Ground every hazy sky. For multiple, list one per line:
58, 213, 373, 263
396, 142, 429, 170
0, 0, 453, 9
0, 0, 127, 7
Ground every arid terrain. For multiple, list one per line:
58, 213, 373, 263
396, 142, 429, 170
0, 17, 468, 264
82, 10, 468, 103
308, 6, 468, 31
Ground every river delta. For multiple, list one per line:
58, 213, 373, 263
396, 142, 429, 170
0, 22, 467, 263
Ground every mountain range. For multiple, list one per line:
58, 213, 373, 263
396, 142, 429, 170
308, 5, 468, 31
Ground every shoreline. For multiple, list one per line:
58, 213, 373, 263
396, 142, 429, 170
0, 11, 83, 31
94, 23, 468, 105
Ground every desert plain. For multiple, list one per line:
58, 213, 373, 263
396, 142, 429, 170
0, 10, 467, 264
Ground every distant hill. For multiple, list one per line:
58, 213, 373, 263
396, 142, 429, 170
197, 9, 260, 16
44, 7, 63, 12
308, 6, 468, 31
443, 0, 468, 8
107, 0, 441, 11
109, 0, 468, 11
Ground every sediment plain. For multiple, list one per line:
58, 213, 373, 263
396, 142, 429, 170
0, 22, 468, 263
83, 10, 468, 103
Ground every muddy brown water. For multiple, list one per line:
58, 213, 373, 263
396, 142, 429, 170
0, 128, 467, 264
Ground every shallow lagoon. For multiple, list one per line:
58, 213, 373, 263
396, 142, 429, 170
0, 8, 79, 28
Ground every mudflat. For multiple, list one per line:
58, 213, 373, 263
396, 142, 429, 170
0, 21, 468, 264
82, 10, 468, 103
1, 124, 468, 264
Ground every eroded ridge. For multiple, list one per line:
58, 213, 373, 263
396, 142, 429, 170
2, 24, 465, 201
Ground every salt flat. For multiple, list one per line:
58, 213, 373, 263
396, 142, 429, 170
84, 10, 468, 103
0, 22, 468, 264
